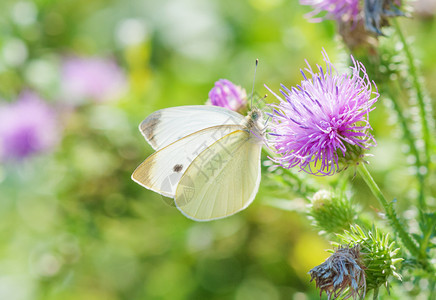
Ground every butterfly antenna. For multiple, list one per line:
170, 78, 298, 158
250, 59, 259, 109
257, 93, 270, 126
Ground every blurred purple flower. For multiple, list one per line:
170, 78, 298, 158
301, 0, 404, 37
413, 0, 436, 18
266, 50, 378, 176
300, 0, 361, 23
207, 79, 247, 112
0, 92, 60, 161
61, 56, 127, 104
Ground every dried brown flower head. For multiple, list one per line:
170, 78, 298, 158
364, 0, 404, 35
309, 245, 366, 300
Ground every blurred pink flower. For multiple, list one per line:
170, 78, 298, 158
300, 0, 361, 23
207, 79, 247, 113
0, 92, 60, 161
413, 0, 436, 18
61, 56, 127, 104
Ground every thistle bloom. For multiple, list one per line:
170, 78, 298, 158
207, 79, 247, 113
61, 56, 127, 104
0, 92, 60, 161
300, 0, 360, 23
267, 50, 378, 176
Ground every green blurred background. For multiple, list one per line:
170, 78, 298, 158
0, 0, 435, 299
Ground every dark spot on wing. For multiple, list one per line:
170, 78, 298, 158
140, 111, 161, 146
173, 164, 183, 173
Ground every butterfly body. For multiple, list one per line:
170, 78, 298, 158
132, 105, 265, 221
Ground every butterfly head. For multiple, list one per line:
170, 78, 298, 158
250, 109, 260, 122
244, 107, 267, 143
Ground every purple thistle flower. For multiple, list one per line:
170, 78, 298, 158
266, 50, 378, 176
0, 92, 60, 161
300, 0, 361, 23
61, 56, 127, 104
207, 79, 247, 112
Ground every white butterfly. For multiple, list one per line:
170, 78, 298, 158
131, 105, 266, 221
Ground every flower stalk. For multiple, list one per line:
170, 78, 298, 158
392, 18, 432, 175
385, 83, 427, 214
391, 19, 432, 219
357, 163, 433, 273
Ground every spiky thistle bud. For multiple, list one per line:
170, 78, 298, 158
309, 245, 366, 300
309, 190, 356, 235
335, 225, 403, 292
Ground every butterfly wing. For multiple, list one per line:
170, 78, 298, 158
174, 130, 262, 221
139, 105, 246, 150
132, 125, 243, 198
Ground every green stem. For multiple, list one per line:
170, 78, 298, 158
357, 163, 433, 272
372, 287, 379, 300
392, 19, 431, 174
421, 224, 433, 259
429, 279, 436, 300
385, 84, 427, 213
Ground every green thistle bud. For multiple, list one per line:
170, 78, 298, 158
335, 225, 403, 292
337, 143, 371, 173
309, 190, 356, 235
